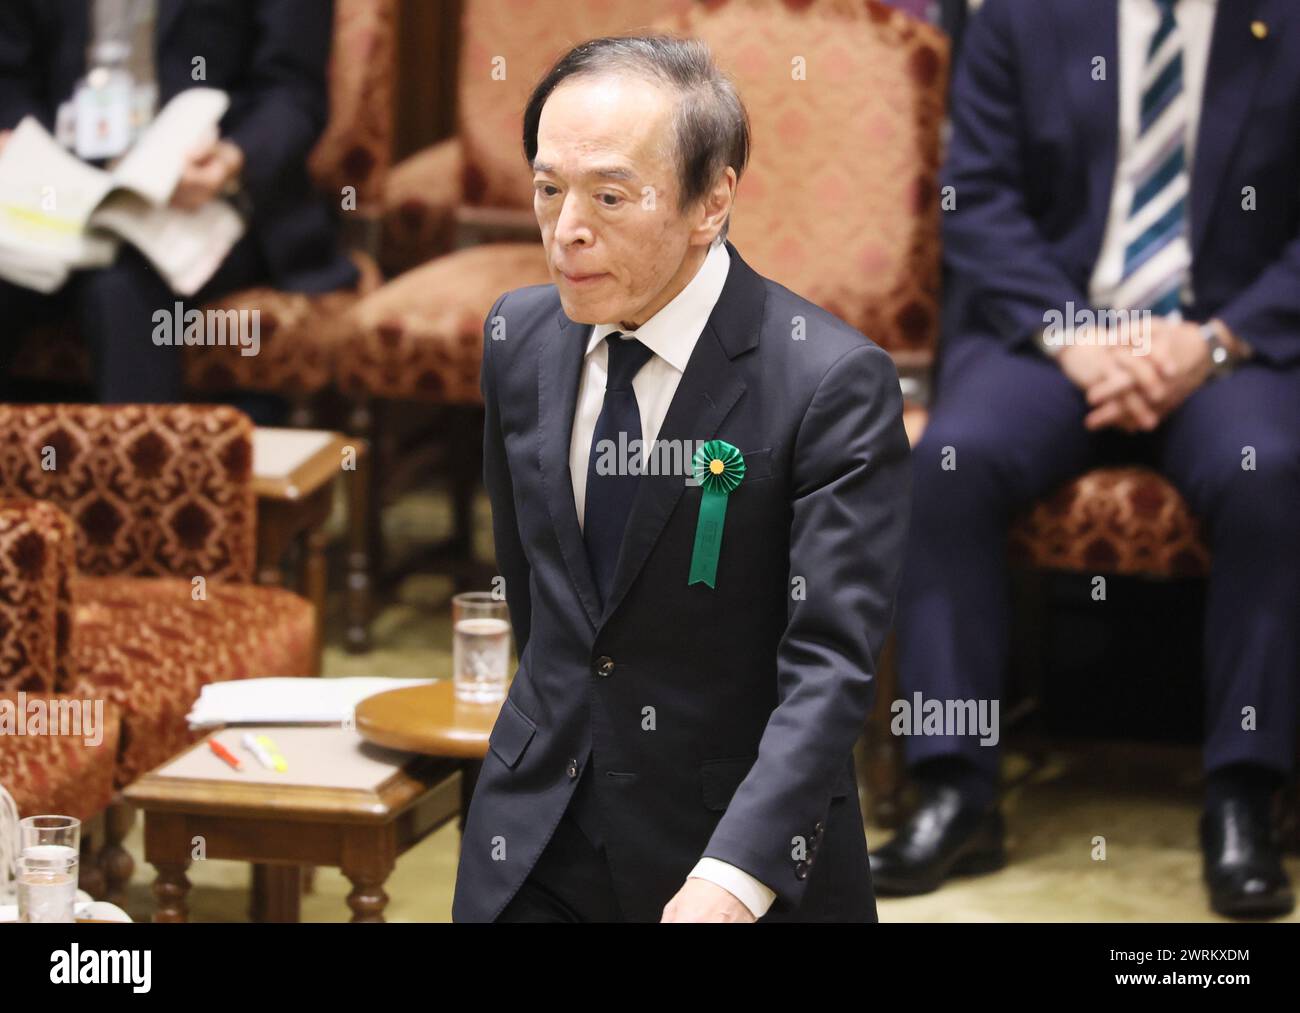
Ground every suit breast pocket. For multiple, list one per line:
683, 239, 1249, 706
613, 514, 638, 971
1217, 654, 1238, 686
736, 447, 774, 483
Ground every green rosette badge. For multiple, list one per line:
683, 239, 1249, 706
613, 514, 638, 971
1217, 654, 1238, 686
687, 439, 746, 588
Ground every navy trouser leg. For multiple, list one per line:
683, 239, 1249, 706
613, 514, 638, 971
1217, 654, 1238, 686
0, 279, 67, 401
73, 233, 267, 404
1157, 363, 1300, 777
893, 339, 1100, 776
494, 765, 624, 922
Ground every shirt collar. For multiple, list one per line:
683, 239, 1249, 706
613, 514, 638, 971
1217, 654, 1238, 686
585, 240, 731, 372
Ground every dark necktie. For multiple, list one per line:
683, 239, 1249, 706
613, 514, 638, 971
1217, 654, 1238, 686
583, 331, 655, 608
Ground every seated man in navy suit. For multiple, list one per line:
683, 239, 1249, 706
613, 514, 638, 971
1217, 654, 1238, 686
0, 0, 356, 403
877, 0, 1299, 918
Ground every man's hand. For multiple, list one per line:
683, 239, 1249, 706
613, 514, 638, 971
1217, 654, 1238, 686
170, 137, 245, 211
1083, 319, 1217, 431
1056, 341, 1163, 432
0, 129, 11, 157
660, 878, 756, 923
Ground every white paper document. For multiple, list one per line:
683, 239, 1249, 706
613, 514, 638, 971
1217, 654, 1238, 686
0, 88, 245, 295
186, 677, 438, 728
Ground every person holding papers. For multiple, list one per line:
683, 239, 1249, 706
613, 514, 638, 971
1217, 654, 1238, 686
0, 0, 356, 402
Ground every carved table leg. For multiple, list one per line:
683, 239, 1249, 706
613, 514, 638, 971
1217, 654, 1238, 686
152, 862, 192, 923
99, 800, 136, 908
344, 874, 389, 923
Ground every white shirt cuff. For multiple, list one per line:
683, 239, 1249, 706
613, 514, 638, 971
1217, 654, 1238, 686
688, 857, 776, 919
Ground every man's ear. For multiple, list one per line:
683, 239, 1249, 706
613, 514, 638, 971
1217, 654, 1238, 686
694, 166, 738, 245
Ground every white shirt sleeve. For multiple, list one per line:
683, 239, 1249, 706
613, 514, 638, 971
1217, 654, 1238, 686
687, 857, 777, 919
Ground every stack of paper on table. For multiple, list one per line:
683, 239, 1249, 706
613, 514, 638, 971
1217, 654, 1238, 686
162, 725, 419, 788
186, 677, 436, 728
0, 88, 245, 295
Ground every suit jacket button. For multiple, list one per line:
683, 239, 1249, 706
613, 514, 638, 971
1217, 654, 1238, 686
595, 656, 615, 677
814, 820, 824, 833
794, 861, 809, 880
567, 759, 579, 779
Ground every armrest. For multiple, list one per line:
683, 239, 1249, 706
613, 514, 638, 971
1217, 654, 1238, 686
0, 405, 257, 585
0, 498, 78, 693
452, 206, 541, 246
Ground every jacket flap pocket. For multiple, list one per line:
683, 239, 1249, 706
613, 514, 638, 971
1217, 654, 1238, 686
488, 697, 537, 770
700, 754, 758, 811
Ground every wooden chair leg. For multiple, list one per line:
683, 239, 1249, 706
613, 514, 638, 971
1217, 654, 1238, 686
345, 431, 374, 654
349, 395, 388, 582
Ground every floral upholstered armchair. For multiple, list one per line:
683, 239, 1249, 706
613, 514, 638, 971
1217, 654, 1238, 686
0, 404, 318, 902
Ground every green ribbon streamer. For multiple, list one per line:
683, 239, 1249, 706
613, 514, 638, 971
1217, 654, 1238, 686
688, 440, 745, 588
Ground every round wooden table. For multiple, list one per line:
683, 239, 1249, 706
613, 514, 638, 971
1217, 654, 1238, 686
354, 680, 503, 758
354, 681, 505, 828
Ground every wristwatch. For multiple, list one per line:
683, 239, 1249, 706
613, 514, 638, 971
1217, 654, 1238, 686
1199, 321, 1235, 379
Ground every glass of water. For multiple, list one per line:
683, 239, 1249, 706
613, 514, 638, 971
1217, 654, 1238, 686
17, 846, 79, 923
19, 814, 80, 853
452, 592, 511, 703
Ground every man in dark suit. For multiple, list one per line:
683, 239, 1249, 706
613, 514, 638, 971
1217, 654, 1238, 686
0, 0, 356, 402
877, 0, 1299, 918
451, 35, 911, 923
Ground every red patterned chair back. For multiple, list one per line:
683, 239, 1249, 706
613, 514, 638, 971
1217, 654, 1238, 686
457, 0, 691, 210
307, 0, 398, 215
0, 406, 257, 585
656, 0, 948, 361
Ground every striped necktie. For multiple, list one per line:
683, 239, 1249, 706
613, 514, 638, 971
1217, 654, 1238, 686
1111, 0, 1191, 318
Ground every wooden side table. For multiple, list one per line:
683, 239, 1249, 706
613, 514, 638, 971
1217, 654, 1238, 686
124, 726, 460, 923
354, 680, 502, 834
252, 428, 373, 663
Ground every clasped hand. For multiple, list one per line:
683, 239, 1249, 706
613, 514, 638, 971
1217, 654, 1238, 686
1057, 319, 1215, 432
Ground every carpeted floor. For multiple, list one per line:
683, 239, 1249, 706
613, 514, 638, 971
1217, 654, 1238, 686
113, 485, 1299, 923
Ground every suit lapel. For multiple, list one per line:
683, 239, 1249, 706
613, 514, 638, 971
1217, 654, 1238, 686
595, 320, 746, 628
597, 241, 764, 628
537, 240, 766, 634
1058, 0, 1119, 274
538, 309, 604, 631
1191, 0, 1272, 257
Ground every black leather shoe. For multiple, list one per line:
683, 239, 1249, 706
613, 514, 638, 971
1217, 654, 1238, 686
1201, 796, 1294, 919
869, 783, 1005, 895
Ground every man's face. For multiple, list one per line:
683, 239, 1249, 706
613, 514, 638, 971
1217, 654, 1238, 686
532, 73, 707, 327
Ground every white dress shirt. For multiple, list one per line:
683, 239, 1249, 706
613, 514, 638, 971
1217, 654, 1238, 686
566, 238, 777, 920
1088, 0, 1216, 308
